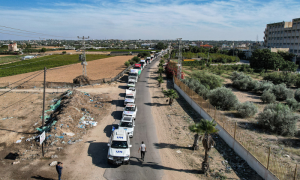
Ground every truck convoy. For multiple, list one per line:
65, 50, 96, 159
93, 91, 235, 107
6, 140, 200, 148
107, 51, 162, 165
128, 69, 139, 82
107, 129, 132, 165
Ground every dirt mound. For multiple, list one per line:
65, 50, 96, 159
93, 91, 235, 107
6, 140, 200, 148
73, 75, 91, 85
10, 89, 111, 160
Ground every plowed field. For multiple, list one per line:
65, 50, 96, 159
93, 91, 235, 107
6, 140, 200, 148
0, 56, 133, 83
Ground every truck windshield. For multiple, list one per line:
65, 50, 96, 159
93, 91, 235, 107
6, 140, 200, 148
129, 73, 137, 76
120, 122, 133, 128
128, 82, 135, 85
125, 107, 135, 111
111, 141, 128, 148
126, 95, 134, 99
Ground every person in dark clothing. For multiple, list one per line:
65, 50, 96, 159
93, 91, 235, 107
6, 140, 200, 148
56, 162, 63, 180
138, 141, 146, 161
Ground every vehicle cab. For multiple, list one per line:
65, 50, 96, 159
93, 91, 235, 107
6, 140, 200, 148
124, 89, 136, 106
122, 103, 137, 120
140, 60, 146, 68
127, 79, 136, 88
107, 129, 132, 165
118, 115, 135, 138
133, 64, 142, 76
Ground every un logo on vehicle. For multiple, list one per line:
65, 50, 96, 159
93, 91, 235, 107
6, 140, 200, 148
116, 151, 122, 153
117, 136, 123, 139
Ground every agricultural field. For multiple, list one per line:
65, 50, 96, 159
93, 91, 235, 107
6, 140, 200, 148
0, 55, 25, 65
0, 54, 110, 77
0, 55, 133, 84
86, 49, 155, 52
181, 65, 300, 178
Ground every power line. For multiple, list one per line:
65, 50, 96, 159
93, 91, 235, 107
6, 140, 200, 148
0, 31, 41, 39
1, 71, 42, 88
0, 25, 75, 39
78, 36, 89, 76
0, 71, 43, 97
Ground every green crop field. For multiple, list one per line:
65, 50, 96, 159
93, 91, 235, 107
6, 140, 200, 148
86, 49, 154, 52
0, 54, 109, 77
0, 55, 26, 64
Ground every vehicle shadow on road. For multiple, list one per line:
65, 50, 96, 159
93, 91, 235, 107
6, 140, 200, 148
118, 85, 128, 89
153, 143, 191, 150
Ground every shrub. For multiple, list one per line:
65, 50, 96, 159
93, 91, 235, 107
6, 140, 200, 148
286, 98, 300, 111
237, 101, 258, 118
207, 87, 238, 110
231, 72, 258, 91
261, 90, 276, 104
254, 81, 274, 93
230, 71, 243, 81
295, 89, 300, 102
124, 61, 130, 67
263, 72, 296, 86
190, 71, 222, 90
131, 56, 141, 63
257, 103, 298, 136
197, 84, 209, 100
272, 83, 294, 101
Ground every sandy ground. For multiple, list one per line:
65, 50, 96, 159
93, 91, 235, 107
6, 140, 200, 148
0, 56, 133, 84
0, 55, 15, 57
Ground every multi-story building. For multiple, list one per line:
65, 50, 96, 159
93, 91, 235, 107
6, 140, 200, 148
8, 43, 18, 51
264, 18, 300, 56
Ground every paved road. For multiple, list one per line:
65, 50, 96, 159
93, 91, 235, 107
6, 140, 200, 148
103, 57, 164, 180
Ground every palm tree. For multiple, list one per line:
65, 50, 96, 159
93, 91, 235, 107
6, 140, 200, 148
157, 67, 164, 76
157, 76, 164, 87
189, 119, 218, 173
163, 89, 179, 105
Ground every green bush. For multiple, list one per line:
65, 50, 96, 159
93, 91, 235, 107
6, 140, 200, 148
257, 103, 298, 136
237, 101, 258, 118
197, 84, 209, 100
254, 81, 274, 93
295, 89, 300, 102
272, 83, 294, 101
207, 87, 238, 110
231, 72, 258, 91
263, 72, 296, 87
132, 56, 141, 63
124, 61, 130, 67
261, 90, 276, 104
286, 98, 300, 111
190, 71, 222, 90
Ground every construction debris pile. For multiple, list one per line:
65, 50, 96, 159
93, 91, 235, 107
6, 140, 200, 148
9, 89, 111, 162
73, 75, 91, 85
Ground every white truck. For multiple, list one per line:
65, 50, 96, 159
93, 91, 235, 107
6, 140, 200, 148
124, 89, 136, 106
140, 59, 146, 68
146, 57, 151, 64
107, 129, 132, 165
122, 103, 138, 120
118, 115, 135, 138
150, 55, 154, 63
127, 79, 136, 88
128, 69, 139, 82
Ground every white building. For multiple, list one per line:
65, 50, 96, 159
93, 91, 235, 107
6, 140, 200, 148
128, 44, 137, 49
264, 18, 300, 55
8, 43, 19, 51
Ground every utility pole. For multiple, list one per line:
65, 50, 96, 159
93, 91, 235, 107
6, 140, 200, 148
77, 36, 89, 76
177, 38, 182, 79
41, 67, 46, 157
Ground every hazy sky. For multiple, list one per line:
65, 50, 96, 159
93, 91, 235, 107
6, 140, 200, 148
1, 0, 300, 41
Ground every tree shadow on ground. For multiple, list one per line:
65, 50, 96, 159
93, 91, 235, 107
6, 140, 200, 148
31, 175, 54, 180
144, 102, 168, 107
153, 143, 191, 150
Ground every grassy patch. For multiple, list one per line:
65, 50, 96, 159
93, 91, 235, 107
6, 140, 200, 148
284, 147, 300, 156
0, 55, 26, 64
86, 49, 154, 52
0, 54, 109, 77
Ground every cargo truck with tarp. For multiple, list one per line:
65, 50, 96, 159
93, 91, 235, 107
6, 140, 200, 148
128, 69, 139, 82
133, 64, 142, 76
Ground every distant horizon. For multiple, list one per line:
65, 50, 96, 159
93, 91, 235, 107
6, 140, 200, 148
1, 0, 299, 41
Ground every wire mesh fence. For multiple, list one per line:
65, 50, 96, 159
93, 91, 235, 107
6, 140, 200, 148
174, 76, 299, 180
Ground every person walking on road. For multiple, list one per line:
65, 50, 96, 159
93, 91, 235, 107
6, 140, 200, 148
56, 162, 63, 180
138, 141, 146, 161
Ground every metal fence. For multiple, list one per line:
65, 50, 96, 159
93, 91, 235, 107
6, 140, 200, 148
174, 76, 299, 180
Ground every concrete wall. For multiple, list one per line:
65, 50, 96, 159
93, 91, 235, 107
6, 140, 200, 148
174, 83, 279, 180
